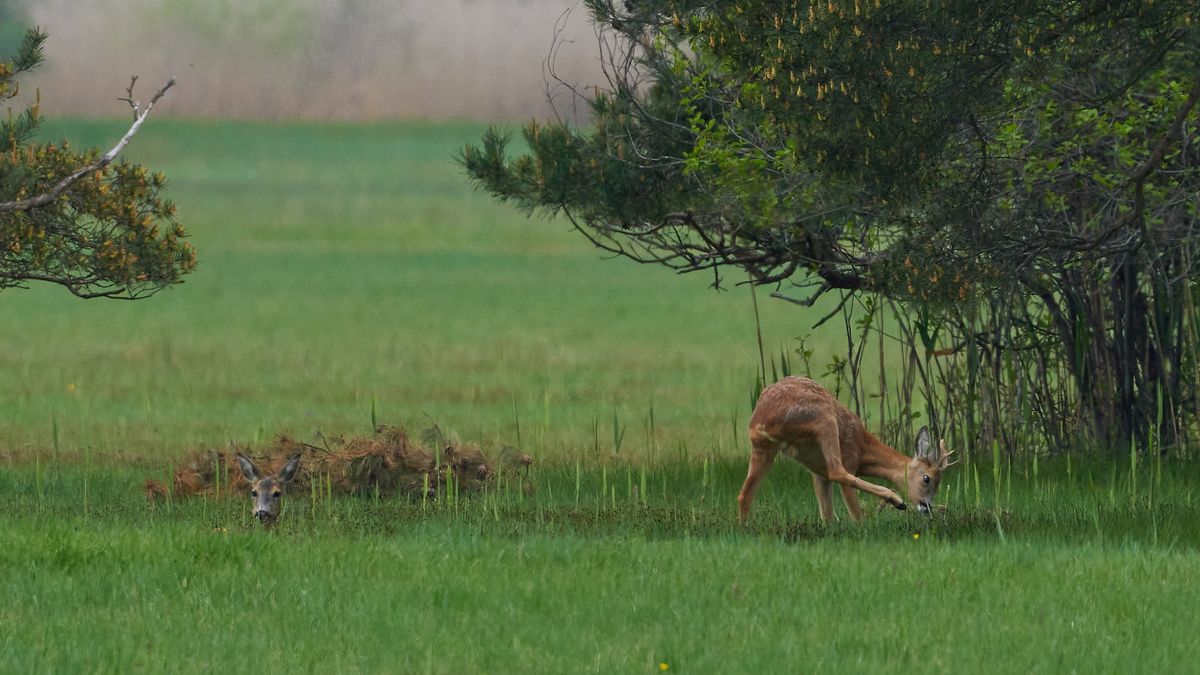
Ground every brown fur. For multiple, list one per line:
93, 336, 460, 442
737, 376, 956, 524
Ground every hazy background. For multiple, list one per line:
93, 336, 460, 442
6, 0, 606, 120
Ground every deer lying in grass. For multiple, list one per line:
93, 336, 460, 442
737, 376, 957, 524
144, 424, 534, 525
235, 453, 301, 526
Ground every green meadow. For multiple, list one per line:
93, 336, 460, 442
2, 120, 1198, 673
2, 118, 805, 463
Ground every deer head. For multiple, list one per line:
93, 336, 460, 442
905, 427, 958, 514
235, 453, 301, 526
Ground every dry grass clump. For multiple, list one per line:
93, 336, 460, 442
144, 423, 533, 501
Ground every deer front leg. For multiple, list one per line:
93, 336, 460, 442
814, 426, 906, 511
827, 469, 906, 510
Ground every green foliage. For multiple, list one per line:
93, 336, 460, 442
0, 28, 194, 299
0, 26, 45, 146
464, 1, 1200, 453
461, 90, 701, 227
466, 0, 1196, 299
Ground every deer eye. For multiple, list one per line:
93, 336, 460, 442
250, 490, 258, 497
922, 475, 930, 485
272, 491, 282, 499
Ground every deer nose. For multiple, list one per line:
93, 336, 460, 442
917, 501, 931, 515
254, 510, 271, 521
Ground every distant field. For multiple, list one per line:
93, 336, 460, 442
1, 118, 814, 464
4, 120, 1197, 673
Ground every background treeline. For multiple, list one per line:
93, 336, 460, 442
4, 0, 604, 121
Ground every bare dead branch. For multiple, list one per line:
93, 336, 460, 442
0, 76, 175, 212
116, 75, 142, 120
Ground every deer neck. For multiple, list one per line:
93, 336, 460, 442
857, 432, 913, 493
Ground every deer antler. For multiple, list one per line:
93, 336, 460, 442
938, 440, 959, 469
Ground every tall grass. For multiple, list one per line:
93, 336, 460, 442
5, 450, 1198, 547
3, 458, 1200, 672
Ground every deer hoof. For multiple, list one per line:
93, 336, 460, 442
894, 501, 907, 511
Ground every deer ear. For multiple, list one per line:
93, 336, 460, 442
235, 453, 261, 482
277, 454, 302, 483
915, 426, 932, 459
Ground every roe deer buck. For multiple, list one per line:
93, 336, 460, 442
737, 376, 957, 523
235, 452, 301, 526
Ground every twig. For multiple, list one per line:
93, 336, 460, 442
116, 75, 141, 120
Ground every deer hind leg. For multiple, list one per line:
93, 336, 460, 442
815, 426, 907, 510
839, 483, 864, 522
737, 435, 779, 524
812, 473, 835, 523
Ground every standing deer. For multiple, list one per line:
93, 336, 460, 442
235, 452, 302, 526
737, 376, 957, 523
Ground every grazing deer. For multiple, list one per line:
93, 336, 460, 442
737, 376, 957, 524
235, 452, 301, 526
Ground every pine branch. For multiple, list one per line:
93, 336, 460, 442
12, 27, 47, 73
0, 76, 175, 212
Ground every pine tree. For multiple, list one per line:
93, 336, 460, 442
0, 28, 194, 299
